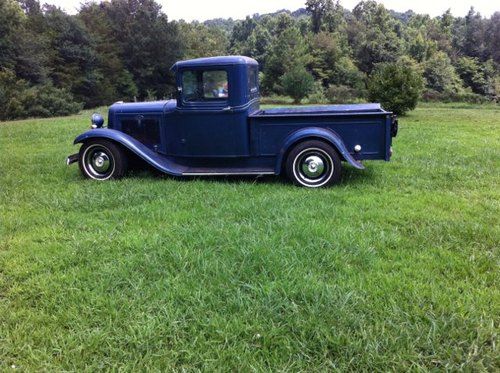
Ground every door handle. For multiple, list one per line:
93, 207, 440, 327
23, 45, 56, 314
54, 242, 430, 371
222, 106, 232, 112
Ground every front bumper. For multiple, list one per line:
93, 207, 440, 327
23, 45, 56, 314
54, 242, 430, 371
66, 153, 79, 165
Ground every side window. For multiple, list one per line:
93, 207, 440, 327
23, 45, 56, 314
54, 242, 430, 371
182, 71, 199, 102
203, 70, 228, 99
182, 70, 228, 102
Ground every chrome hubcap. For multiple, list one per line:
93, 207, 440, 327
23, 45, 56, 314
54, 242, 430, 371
82, 144, 115, 179
92, 152, 110, 173
293, 147, 334, 187
301, 155, 324, 178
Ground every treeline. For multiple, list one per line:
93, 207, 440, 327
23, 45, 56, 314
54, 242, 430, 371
0, 0, 182, 120
0, 0, 498, 120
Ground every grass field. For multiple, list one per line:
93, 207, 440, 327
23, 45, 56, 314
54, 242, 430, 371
1, 102, 499, 370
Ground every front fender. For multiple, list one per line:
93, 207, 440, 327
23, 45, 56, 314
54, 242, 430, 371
73, 129, 186, 176
275, 127, 364, 172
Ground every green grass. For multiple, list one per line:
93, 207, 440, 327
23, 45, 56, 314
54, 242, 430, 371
1, 103, 499, 371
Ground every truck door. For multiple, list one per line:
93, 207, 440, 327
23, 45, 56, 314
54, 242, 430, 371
168, 68, 250, 157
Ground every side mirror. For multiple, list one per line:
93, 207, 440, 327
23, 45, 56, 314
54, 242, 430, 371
176, 86, 182, 101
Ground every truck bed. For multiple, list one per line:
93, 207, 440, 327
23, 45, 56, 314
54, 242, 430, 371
249, 102, 393, 162
251, 103, 388, 117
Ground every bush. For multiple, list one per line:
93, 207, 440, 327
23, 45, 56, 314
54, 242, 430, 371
0, 68, 27, 120
304, 81, 328, 104
260, 95, 295, 105
326, 85, 366, 104
0, 68, 82, 120
280, 67, 315, 104
422, 89, 491, 104
368, 60, 424, 115
20, 85, 83, 118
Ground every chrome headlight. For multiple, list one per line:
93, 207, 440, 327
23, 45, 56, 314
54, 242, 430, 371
91, 113, 104, 129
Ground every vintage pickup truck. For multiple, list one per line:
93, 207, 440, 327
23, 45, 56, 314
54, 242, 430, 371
68, 56, 397, 187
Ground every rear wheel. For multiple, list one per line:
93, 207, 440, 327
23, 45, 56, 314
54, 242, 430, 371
285, 140, 341, 188
79, 139, 128, 180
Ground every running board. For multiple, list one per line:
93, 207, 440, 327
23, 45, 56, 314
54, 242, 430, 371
182, 167, 275, 176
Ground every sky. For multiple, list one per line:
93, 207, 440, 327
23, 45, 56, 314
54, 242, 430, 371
53, 0, 498, 20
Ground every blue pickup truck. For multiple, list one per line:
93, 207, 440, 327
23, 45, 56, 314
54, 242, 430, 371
68, 56, 397, 188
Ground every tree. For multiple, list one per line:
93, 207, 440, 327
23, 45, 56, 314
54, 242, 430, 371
0, 0, 24, 70
78, 2, 138, 105
14, 0, 50, 85
42, 5, 99, 107
368, 59, 424, 115
349, 1, 403, 73
456, 57, 496, 96
423, 51, 462, 93
484, 12, 500, 65
306, 0, 343, 34
229, 17, 270, 67
230, 16, 257, 51
405, 21, 436, 63
281, 67, 315, 103
247, 25, 272, 67
434, 9, 454, 56
87, 0, 182, 100
179, 21, 229, 60
463, 7, 486, 60
308, 32, 365, 89
0, 68, 28, 120
261, 14, 310, 94
0, 0, 498, 120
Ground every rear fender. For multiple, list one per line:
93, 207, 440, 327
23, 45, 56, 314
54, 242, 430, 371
275, 127, 364, 173
73, 129, 185, 176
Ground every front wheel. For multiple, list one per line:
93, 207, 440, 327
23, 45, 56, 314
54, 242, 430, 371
79, 140, 128, 180
285, 140, 342, 188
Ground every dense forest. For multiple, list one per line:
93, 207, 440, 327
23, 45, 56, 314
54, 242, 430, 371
0, 0, 498, 119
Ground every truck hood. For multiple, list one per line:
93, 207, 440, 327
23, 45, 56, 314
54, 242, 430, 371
108, 99, 177, 115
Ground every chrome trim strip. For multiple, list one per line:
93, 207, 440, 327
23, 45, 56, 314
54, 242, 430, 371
176, 97, 260, 113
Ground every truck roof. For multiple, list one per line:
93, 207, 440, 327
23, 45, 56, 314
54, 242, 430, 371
171, 56, 258, 71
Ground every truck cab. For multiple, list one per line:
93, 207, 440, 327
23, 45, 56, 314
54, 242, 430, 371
167, 56, 259, 157
68, 56, 397, 188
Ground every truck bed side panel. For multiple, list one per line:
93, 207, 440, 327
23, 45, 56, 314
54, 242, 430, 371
249, 114, 392, 161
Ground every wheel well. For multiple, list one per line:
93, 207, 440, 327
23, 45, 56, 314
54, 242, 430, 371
79, 137, 169, 174
80, 137, 126, 153
79, 138, 141, 164
281, 137, 344, 172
